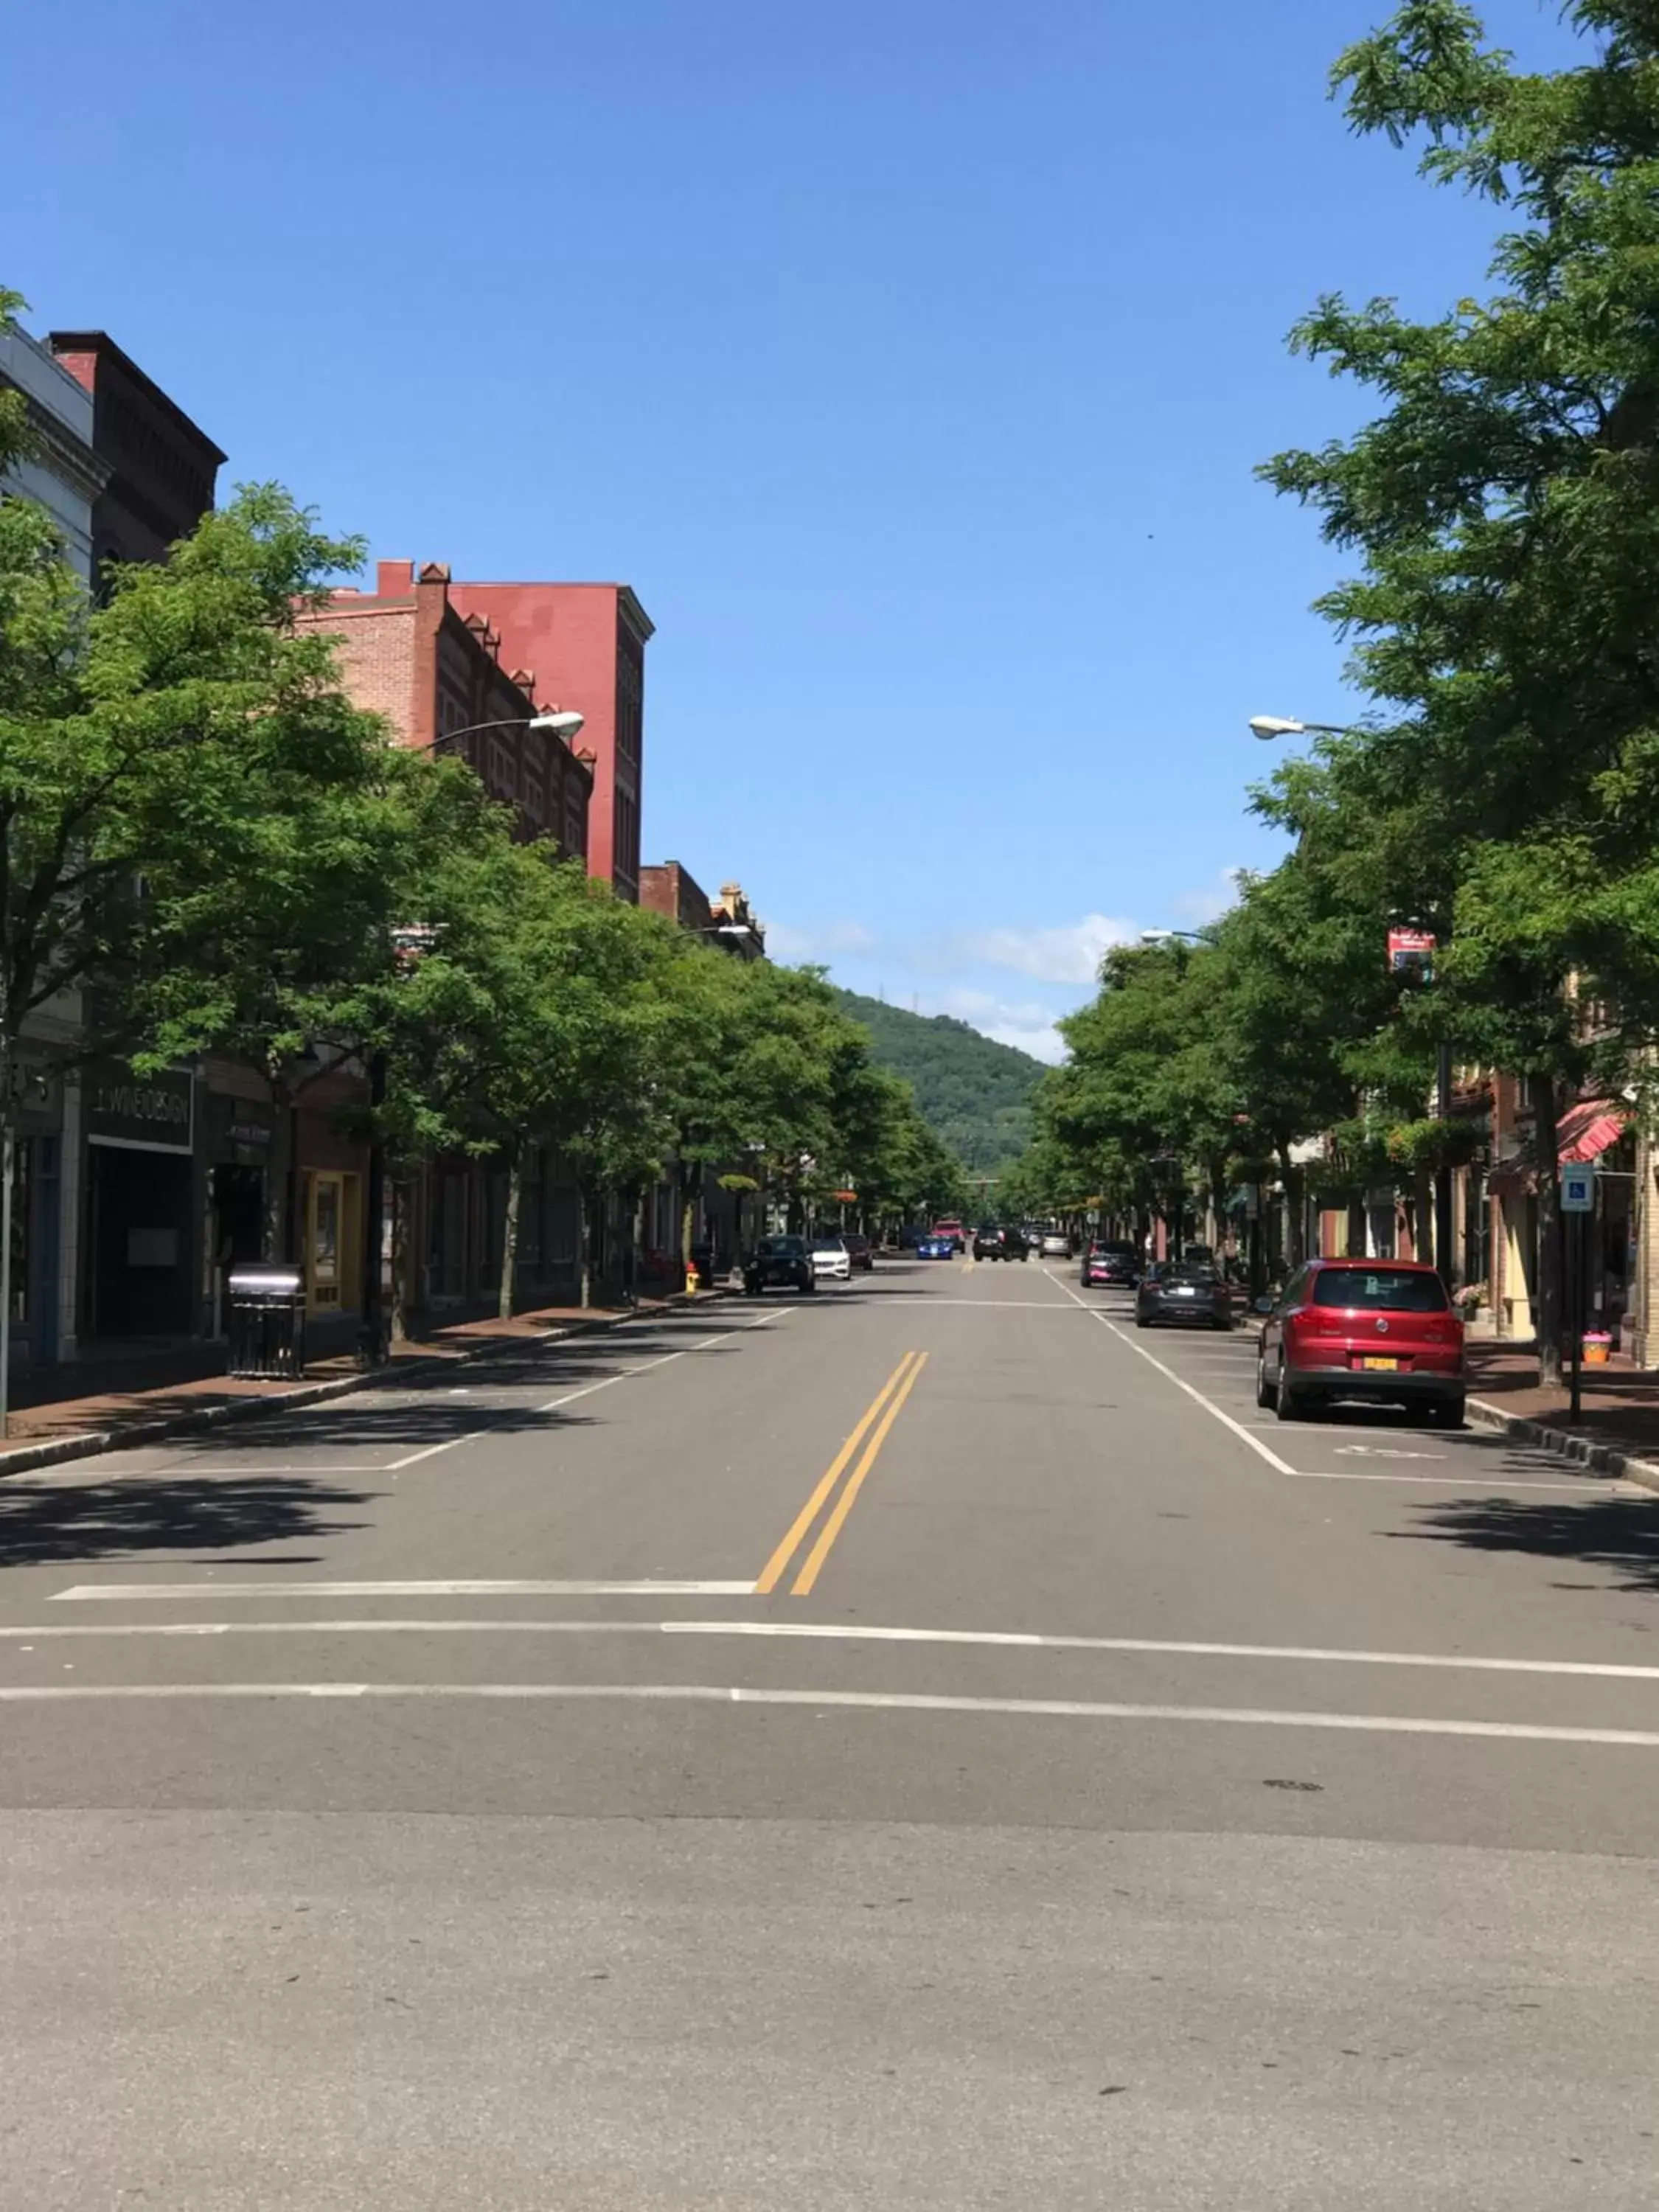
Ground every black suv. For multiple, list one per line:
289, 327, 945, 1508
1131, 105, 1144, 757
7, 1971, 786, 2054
973, 1224, 1029, 1262
743, 1234, 815, 1295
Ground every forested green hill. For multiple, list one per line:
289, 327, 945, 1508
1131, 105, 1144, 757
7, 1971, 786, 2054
832, 989, 1046, 1177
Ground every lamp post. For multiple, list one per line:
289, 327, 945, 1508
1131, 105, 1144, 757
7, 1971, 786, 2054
1253, 712, 1456, 1287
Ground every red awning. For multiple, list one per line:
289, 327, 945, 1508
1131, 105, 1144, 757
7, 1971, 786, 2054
1557, 1098, 1627, 1165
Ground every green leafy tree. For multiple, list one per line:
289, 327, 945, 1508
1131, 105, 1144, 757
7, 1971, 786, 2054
1259, 0, 1659, 1374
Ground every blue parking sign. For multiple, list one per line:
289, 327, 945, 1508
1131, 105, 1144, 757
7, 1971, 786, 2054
1560, 1167, 1596, 1213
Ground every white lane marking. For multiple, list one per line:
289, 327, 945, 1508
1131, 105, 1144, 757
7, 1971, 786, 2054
50, 1580, 759, 1602
17, 1615, 1659, 1683
1332, 1445, 1445, 1459
385, 1310, 785, 1467
7, 1679, 1659, 1745
1280, 1468, 1603, 1493
1093, 1311, 1297, 1475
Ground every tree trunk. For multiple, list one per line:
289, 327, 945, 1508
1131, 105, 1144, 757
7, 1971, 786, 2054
1534, 1072, 1563, 1389
268, 1075, 294, 1262
498, 1150, 523, 1322
389, 1175, 411, 1343
1278, 1145, 1307, 1269
681, 1194, 696, 1280
577, 1182, 591, 1310
1413, 1167, 1435, 1270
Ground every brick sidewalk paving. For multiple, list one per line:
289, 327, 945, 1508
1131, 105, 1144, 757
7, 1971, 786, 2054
1467, 1342, 1659, 1470
0, 1295, 695, 1458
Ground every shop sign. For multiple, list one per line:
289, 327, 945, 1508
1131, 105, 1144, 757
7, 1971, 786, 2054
1387, 926, 1436, 977
85, 1062, 195, 1154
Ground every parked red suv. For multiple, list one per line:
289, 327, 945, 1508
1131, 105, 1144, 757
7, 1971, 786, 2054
1255, 1259, 1466, 1427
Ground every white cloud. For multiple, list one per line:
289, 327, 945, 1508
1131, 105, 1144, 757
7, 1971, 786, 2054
961, 913, 1138, 987
932, 989, 1068, 1064
765, 918, 880, 961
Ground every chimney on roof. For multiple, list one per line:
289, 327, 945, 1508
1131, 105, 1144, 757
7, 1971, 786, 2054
376, 560, 415, 595
720, 883, 745, 907
417, 561, 451, 585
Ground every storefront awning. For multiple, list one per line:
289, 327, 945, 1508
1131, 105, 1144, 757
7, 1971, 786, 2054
1557, 1098, 1628, 1165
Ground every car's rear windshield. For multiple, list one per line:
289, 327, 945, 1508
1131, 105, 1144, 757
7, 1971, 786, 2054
1091, 1242, 1135, 1254
759, 1236, 802, 1256
1313, 1268, 1449, 1312
1164, 1267, 1220, 1284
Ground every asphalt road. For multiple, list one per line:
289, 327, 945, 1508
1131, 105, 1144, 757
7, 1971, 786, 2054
4, 1256, 1659, 2207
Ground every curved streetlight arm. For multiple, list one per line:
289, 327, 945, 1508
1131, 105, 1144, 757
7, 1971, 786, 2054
1248, 713, 1353, 742
408, 709, 586, 756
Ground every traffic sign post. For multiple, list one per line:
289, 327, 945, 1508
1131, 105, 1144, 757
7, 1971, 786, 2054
1559, 1165, 1596, 1422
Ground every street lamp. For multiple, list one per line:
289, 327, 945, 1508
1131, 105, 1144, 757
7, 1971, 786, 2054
1248, 713, 1352, 741
414, 709, 585, 756
1140, 928, 1204, 946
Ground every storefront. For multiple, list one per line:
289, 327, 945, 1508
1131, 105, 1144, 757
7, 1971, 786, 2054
293, 1066, 368, 1333
80, 1059, 197, 1342
4, 1046, 70, 1367
202, 1077, 278, 1337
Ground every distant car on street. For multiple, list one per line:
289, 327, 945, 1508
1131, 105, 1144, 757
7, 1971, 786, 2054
1082, 1239, 1139, 1288
743, 1234, 815, 1296
931, 1217, 967, 1254
1256, 1259, 1465, 1427
842, 1231, 874, 1273
810, 1235, 852, 1283
917, 1234, 955, 1260
973, 1224, 1029, 1262
1136, 1262, 1231, 1331
1040, 1231, 1071, 1259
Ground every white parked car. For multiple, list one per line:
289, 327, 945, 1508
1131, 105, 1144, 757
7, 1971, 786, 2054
810, 1235, 852, 1281
1040, 1231, 1071, 1259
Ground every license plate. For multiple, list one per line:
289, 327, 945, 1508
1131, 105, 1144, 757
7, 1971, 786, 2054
1360, 1355, 1399, 1371
1172, 1286, 1194, 1297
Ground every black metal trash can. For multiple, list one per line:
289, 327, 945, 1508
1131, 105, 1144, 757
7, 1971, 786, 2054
226, 1265, 306, 1380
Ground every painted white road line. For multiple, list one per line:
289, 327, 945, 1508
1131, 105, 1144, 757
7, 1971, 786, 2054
49, 1579, 759, 1602
384, 1310, 786, 1467
17, 1615, 1659, 1683
1093, 1311, 1298, 1475
7, 1678, 1659, 1745
1279, 1467, 1606, 1492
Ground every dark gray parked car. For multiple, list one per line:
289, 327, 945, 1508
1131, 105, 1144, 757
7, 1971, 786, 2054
1135, 1262, 1231, 1331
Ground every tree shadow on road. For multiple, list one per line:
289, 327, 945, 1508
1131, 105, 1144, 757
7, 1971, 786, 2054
0, 1473, 377, 1569
1388, 1492, 1659, 1595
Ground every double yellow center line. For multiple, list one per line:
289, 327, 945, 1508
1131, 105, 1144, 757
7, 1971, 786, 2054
755, 1350, 929, 1596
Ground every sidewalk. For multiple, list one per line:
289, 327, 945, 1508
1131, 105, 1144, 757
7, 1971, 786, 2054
0, 1294, 704, 1478
1467, 1341, 1659, 1486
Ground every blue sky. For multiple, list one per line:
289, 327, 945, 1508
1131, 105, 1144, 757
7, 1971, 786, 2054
11, 0, 1581, 1058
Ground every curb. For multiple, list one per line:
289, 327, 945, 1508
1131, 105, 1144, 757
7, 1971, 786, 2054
1466, 1395, 1659, 1495
0, 1293, 719, 1486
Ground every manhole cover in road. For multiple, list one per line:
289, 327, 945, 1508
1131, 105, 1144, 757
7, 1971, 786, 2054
1262, 1778, 1324, 1793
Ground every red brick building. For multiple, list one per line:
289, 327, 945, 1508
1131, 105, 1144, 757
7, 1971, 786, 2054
48, 330, 223, 574
640, 863, 766, 959
302, 560, 592, 859
287, 563, 596, 1329
449, 582, 653, 901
